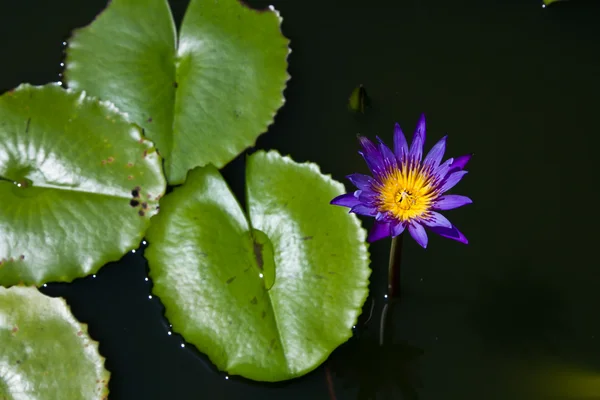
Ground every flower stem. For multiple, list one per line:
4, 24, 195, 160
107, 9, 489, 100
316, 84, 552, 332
387, 234, 404, 299
380, 234, 404, 346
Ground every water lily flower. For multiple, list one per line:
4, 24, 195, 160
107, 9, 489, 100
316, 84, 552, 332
331, 114, 472, 248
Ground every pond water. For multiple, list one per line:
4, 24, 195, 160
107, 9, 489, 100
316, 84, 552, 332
1, 0, 600, 399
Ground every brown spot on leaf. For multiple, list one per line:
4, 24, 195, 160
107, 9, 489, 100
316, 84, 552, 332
302, 236, 313, 241
250, 296, 257, 305
101, 160, 107, 165
107, 156, 114, 164
141, 202, 148, 209
77, 331, 83, 336
130, 199, 139, 207
261, 310, 266, 319
226, 276, 236, 284
314, 274, 324, 280
173, 82, 178, 88
253, 241, 264, 270
19, 255, 24, 260
132, 187, 141, 198
147, 117, 152, 123
9, 257, 14, 262
138, 210, 145, 217
143, 150, 148, 157
11, 326, 18, 334
126, 162, 134, 168
127, 175, 134, 180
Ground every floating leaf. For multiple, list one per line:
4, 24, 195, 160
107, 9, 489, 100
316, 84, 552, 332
145, 151, 371, 381
64, 0, 290, 185
0, 286, 110, 399
0, 84, 166, 287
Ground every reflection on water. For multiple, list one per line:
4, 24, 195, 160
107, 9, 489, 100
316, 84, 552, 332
328, 298, 423, 400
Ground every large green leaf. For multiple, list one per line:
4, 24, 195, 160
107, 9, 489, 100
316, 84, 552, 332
64, 0, 290, 185
145, 151, 371, 382
0, 84, 166, 287
0, 286, 110, 399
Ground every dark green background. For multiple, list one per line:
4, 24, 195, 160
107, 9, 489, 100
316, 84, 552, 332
1, 0, 599, 399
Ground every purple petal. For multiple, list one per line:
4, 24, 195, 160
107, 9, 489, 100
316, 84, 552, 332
449, 153, 472, 172
430, 224, 468, 244
423, 135, 447, 169
376, 136, 397, 170
433, 157, 454, 181
440, 170, 468, 193
347, 173, 374, 191
433, 195, 473, 210
409, 114, 426, 162
358, 136, 385, 176
416, 113, 426, 137
408, 223, 428, 248
355, 189, 378, 204
350, 204, 378, 216
390, 220, 406, 237
421, 211, 452, 229
367, 220, 392, 242
393, 123, 409, 161
330, 193, 361, 208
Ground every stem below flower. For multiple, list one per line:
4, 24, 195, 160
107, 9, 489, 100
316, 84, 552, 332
380, 234, 404, 346
387, 234, 404, 299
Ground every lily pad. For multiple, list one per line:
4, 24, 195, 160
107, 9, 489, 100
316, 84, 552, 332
0, 84, 166, 287
64, 0, 290, 185
0, 286, 110, 399
145, 151, 371, 382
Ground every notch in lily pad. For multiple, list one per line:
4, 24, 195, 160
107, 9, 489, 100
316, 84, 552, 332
144, 150, 371, 382
64, 0, 291, 184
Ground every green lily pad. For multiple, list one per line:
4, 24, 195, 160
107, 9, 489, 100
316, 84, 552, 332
145, 151, 371, 382
64, 0, 290, 185
0, 286, 110, 399
0, 84, 166, 287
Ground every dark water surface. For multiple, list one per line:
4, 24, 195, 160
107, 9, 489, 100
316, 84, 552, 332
2, 0, 600, 399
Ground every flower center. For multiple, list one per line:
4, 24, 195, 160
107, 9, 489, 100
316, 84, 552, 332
376, 164, 438, 222
395, 190, 418, 210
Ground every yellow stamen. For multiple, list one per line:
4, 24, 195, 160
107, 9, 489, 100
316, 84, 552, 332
376, 163, 437, 222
